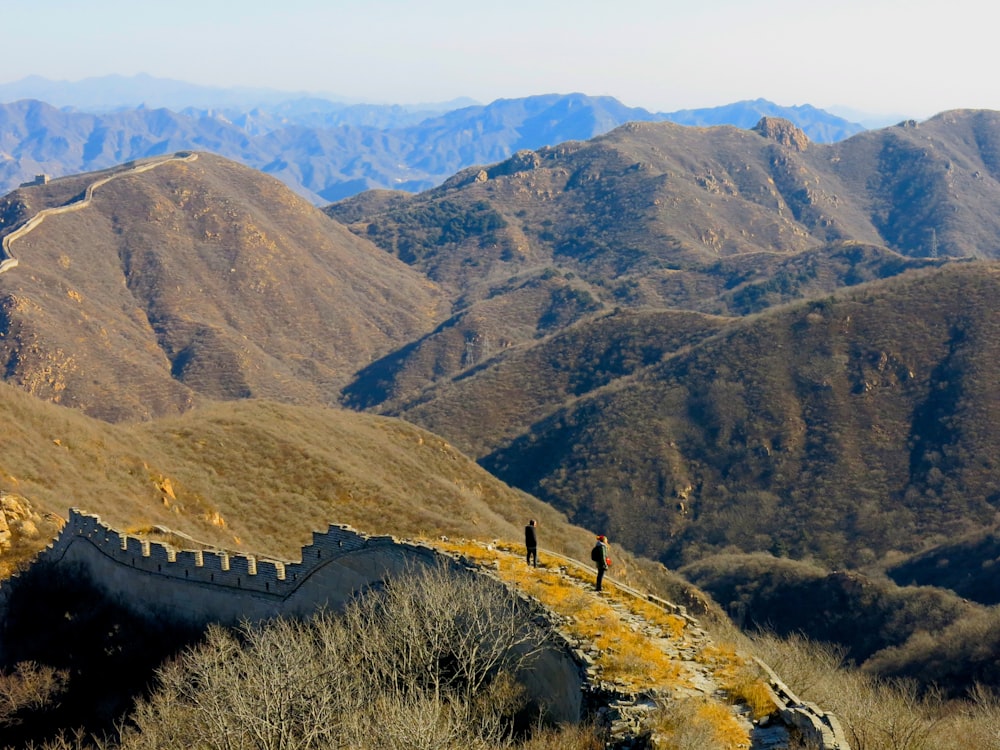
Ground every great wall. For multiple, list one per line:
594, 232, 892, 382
0, 508, 851, 749
0, 509, 584, 725
0, 152, 199, 275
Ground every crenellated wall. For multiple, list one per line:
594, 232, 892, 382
0, 509, 584, 723
0, 509, 451, 626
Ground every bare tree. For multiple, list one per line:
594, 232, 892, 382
343, 562, 550, 706
109, 562, 551, 750
0, 661, 68, 728
118, 618, 356, 750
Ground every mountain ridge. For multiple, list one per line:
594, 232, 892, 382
0, 79, 864, 202
0, 151, 446, 420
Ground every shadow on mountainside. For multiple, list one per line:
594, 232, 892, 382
0, 561, 201, 746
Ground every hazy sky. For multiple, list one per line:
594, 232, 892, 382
1, 0, 993, 118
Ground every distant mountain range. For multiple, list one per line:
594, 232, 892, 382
0, 75, 866, 202
0, 73, 480, 114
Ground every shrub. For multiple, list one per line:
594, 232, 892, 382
0, 661, 68, 728
652, 696, 749, 750
109, 563, 552, 750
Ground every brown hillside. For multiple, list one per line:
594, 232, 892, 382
380, 307, 728, 458
0, 153, 447, 421
330, 111, 1000, 300
325, 114, 1000, 571
470, 262, 1000, 568
343, 242, 945, 411
328, 114, 980, 407
0, 380, 590, 566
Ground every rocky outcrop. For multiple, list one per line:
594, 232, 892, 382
753, 116, 810, 151
0, 492, 58, 552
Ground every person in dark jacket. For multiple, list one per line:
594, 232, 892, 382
525, 519, 538, 567
593, 535, 610, 591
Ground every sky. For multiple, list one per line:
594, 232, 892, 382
1, 0, 995, 119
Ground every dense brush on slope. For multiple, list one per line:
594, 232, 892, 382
331, 111, 1000, 297
475, 263, 1000, 567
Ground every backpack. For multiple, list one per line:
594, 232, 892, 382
591, 543, 603, 563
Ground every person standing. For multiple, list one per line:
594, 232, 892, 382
525, 519, 538, 567
591, 535, 611, 591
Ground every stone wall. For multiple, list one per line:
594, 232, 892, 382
0, 509, 583, 723
755, 657, 852, 750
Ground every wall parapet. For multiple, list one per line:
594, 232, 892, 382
49, 508, 423, 596
755, 657, 852, 750
0, 507, 450, 628
0, 507, 585, 726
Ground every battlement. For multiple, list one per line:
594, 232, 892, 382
55, 508, 405, 596
0, 507, 450, 632
0, 507, 586, 728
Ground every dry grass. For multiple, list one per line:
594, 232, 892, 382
652, 696, 751, 750
516, 721, 605, 750
0, 390, 595, 573
697, 643, 777, 720
434, 538, 697, 693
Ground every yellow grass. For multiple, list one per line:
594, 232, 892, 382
429, 535, 774, 744
697, 643, 777, 720
652, 697, 751, 750
627, 597, 688, 639
431, 537, 686, 691
694, 700, 752, 749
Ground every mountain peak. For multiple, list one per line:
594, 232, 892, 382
752, 115, 810, 151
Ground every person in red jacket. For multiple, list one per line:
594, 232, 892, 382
592, 535, 611, 591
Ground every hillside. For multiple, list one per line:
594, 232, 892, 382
325, 116, 1000, 554
340, 242, 945, 412
0, 381, 721, 747
0, 379, 599, 570
331, 111, 1000, 298
346, 258, 1000, 571
0, 152, 446, 421
331, 112, 999, 438
470, 262, 1000, 568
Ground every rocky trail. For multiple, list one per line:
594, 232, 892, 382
436, 538, 803, 749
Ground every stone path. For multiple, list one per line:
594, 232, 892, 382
443, 540, 793, 749
553, 560, 792, 749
